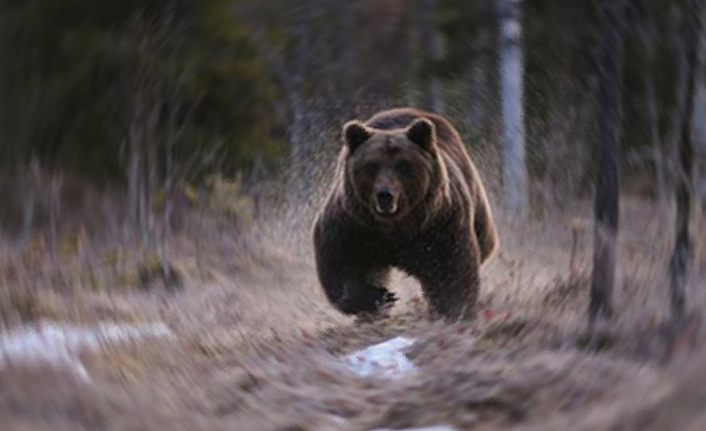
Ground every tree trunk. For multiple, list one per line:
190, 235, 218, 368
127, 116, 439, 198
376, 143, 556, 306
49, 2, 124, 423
661, 7, 692, 201
48, 173, 62, 270
143, 98, 161, 247
497, 0, 528, 219
19, 162, 38, 243
637, 0, 668, 204
466, 29, 490, 133
589, 0, 627, 327
288, 101, 306, 197
669, 0, 701, 320
692, 4, 706, 208
247, 154, 266, 221
646, 78, 667, 202
128, 89, 144, 235
419, 0, 445, 114
161, 127, 173, 289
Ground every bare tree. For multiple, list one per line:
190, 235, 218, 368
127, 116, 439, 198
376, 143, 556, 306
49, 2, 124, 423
160, 58, 200, 291
693, 2, 706, 207
630, 2, 698, 207
466, 28, 492, 133
497, 0, 528, 219
669, 0, 702, 319
419, 0, 445, 113
662, 6, 694, 203
124, 11, 162, 244
635, 0, 667, 202
588, 0, 627, 329
236, 1, 319, 204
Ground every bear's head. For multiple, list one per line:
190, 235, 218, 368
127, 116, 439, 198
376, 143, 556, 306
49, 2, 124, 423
341, 117, 443, 222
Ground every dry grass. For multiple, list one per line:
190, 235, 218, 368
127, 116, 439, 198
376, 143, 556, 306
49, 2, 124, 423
0, 190, 706, 431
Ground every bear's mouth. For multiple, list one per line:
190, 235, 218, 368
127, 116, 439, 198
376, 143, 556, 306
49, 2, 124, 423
374, 201, 398, 216
374, 204, 398, 216
373, 190, 398, 216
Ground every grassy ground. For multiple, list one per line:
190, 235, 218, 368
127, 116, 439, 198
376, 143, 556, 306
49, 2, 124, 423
1, 195, 706, 431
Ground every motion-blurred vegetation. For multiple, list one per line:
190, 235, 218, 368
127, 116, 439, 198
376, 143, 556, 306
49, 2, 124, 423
1, 3, 706, 428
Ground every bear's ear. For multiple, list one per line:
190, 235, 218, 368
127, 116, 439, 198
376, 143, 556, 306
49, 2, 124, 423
342, 120, 371, 153
405, 118, 436, 152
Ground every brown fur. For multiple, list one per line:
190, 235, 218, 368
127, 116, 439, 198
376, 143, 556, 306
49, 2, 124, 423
312, 107, 499, 321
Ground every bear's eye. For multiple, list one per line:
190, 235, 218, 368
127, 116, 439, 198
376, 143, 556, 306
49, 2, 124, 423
396, 160, 415, 178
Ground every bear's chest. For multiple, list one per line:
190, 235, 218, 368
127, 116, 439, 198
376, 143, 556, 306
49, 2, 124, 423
369, 228, 450, 266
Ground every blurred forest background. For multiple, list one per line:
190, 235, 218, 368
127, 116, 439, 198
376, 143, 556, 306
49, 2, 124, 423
0, 0, 705, 295
4, 2, 706, 429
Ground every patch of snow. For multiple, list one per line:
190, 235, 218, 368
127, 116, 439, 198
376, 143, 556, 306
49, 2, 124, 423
0, 319, 174, 382
340, 336, 417, 379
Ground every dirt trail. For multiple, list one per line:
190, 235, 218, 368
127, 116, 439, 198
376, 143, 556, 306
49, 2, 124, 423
1, 198, 706, 431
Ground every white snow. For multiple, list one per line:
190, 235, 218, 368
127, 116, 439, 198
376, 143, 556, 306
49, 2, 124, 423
0, 319, 174, 382
340, 338, 457, 430
340, 335, 417, 379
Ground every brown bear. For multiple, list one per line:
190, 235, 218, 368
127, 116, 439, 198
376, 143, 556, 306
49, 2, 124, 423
311, 107, 498, 322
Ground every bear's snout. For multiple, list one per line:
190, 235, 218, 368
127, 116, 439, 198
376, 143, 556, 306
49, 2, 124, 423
374, 188, 397, 215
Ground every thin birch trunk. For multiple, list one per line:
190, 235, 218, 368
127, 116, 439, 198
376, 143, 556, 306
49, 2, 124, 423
498, 0, 528, 219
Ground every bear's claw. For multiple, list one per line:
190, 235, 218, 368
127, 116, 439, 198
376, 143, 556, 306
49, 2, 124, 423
377, 290, 398, 308
355, 291, 398, 324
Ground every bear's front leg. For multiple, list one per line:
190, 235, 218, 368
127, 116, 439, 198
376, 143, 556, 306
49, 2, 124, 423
338, 270, 397, 317
413, 235, 482, 322
313, 223, 397, 318
317, 262, 397, 318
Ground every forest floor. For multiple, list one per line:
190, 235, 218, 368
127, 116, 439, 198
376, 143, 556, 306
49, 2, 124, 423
2, 196, 706, 431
